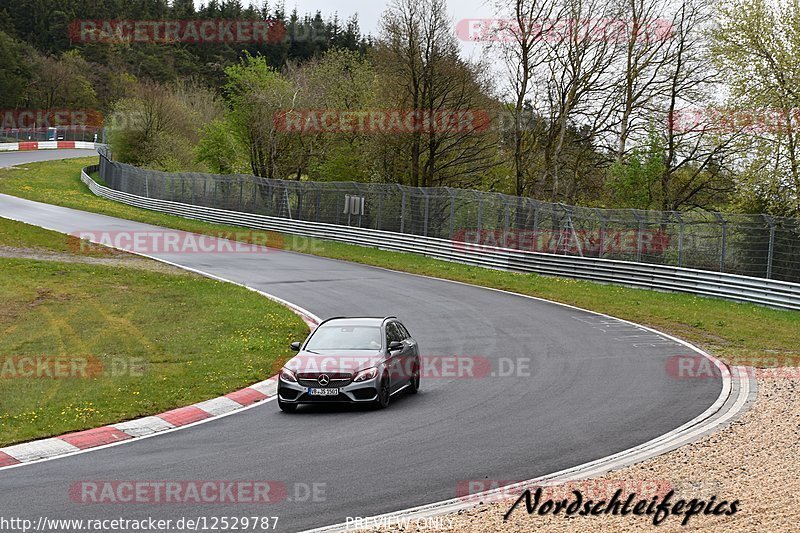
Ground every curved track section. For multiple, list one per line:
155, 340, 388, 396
0, 149, 95, 168
0, 153, 725, 531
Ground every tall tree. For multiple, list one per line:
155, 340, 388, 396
376, 0, 501, 188
493, 0, 561, 196
712, 0, 800, 215
224, 53, 297, 179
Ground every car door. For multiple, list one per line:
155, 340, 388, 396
397, 322, 419, 382
385, 322, 407, 391
394, 321, 417, 388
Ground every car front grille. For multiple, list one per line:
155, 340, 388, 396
297, 372, 353, 388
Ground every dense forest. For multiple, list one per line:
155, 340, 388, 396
1, 0, 798, 216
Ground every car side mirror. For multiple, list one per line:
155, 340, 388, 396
290, 341, 301, 351
388, 341, 403, 352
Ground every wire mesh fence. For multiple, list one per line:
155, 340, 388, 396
97, 148, 800, 283
0, 127, 104, 143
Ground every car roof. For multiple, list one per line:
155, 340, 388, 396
318, 316, 396, 327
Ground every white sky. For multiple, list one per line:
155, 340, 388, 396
277, 0, 495, 37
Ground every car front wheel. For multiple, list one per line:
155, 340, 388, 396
408, 365, 420, 394
373, 376, 391, 409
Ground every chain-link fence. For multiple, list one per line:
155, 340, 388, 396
0, 127, 105, 143
97, 148, 800, 283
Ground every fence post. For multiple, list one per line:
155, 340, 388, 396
423, 190, 429, 237
400, 186, 406, 234
632, 210, 643, 262
594, 208, 606, 258
678, 218, 684, 267
764, 214, 775, 279
715, 213, 727, 272
476, 194, 483, 233
448, 189, 456, 241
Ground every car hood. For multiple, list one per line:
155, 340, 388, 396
284, 350, 384, 375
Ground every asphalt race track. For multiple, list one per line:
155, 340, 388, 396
0, 152, 723, 531
0, 149, 95, 168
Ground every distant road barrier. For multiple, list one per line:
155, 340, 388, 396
81, 164, 800, 311
0, 141, 99, 151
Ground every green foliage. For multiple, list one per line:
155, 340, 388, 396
609, 131, 665, 209
302, 48, 376, 182
196, 118, 249, 174
712, 0, 800, 216
108, 81, 222, 171
224, 53, 297, 178
1, 1, 369, 89
0, 31, 28, 108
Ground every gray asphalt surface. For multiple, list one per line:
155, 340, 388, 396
0, 152, 723, 531
0, 149, 95, 168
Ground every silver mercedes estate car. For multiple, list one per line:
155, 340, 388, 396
277, 317, 421, 412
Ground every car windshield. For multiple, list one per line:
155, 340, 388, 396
304, 325, 382, 351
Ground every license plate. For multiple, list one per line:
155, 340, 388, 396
308, 388, 339, 396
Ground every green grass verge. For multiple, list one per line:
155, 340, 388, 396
0, 157, 797, 368
0, 217, 307, 446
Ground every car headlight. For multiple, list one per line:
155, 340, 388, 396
280, 367, 297, 382
353, 367, 378, 382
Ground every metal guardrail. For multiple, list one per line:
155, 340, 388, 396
81, 165, 800, 311
96, 148, 800, 283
